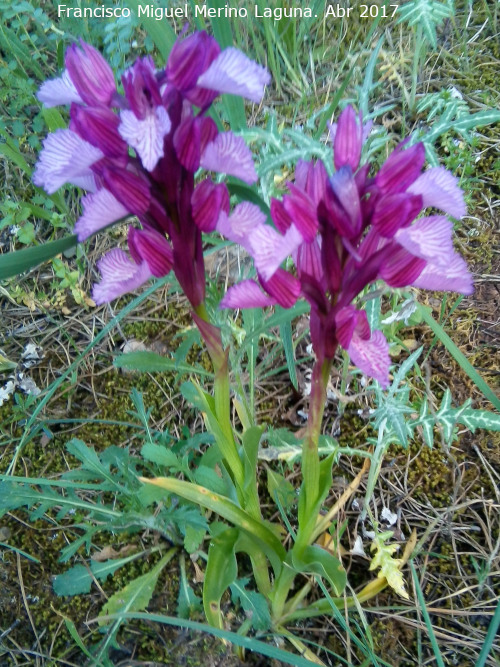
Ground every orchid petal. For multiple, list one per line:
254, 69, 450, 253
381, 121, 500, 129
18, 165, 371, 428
395, 215, 454, 265
283, 184, 318, 243
119, 107, 171, 171
219, 280, 276, 309
197, 47, 270, 103
192, 179, 229, 232
92, 248, 152, 304
33, 129, 102, 194
412, 253, 473, 294
347, 329, 390, 389
333, 106, 363, 172
37, 70, 82, 107
261, 268, 301, 308
408, 166, 466, 218
129, 228, 173, 277
75, 189, 129, 241
375, 142, 426, 194
65, 41, 116, 107
201, 132, 257, 184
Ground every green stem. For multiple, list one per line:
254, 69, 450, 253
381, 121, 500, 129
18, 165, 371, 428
297, 358, 332, 540
192, 303, 270, 592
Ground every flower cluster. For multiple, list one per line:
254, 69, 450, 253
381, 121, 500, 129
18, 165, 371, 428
34, 33, 270, 308
219, 106, 473, 387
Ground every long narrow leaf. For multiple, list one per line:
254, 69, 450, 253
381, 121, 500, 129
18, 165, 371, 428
140, 476, 285, 573
418, 305, 500, 411
127, 0, 176, 59
96, 611, 331, 667
0, 235, 77, 280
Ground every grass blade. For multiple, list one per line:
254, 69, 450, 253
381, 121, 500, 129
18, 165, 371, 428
418, 305, 500, 411
0, 235, 77, 280
409, 561, 445, 667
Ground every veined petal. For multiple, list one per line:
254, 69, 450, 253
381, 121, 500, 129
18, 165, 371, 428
294, 236, 323, 282
197, 48, 270, 103
408, 166, 466, 218
371, 193, 423, 237
201, 132, 257, 184
375, 142, 426, 194
395, 215, 454, 265
347, 329, 390, 389
119, 107, 171, 171
412, 253, 473, 294
101, 167, 151, 215
249, 223, 303, 281
333, 106, 363, 172
283, 184, 318, 243
71, 104, 127, 159
128, 227, 173, 277
65, 41, 116, 107
270, 198, 293, 233
75, 188, 129, 241
217, 201, 267, 247
92, 248, 152, 304
192, 179, 229, 232
33, 129, 102, 194
260, 268, 301, 308
166, 31, 220, 92
37, 70, 82, 107
379, 244, 426, 287
219, 280, 276, 309
173, 114, 201, 172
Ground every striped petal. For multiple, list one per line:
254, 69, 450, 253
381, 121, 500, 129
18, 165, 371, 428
219, 280, 276, 309
37, 70, 82, 107
75, 188, 129, 241
395, 216, 454, 265
408, 166, 466, 218
92, 248, 152, 304
197, 48, 270, 103
33, 129, 102, 194
347, 329, 390, 389
412, 253, 473, 294
119, 107, 171, 171
201, 132, 257, 184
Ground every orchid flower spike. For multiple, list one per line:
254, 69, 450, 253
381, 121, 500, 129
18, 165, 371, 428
220, 106, 472, 388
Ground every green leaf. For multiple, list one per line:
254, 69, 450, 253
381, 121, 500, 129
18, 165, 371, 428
0, 235, 77, 280
203, 528, 238, 628
230, 578, 272, 631
459, 409, 500, 432
292, 545, 347, 595
41, 106, 66, 132
141, 476, 285, 575
141, 442, 178, 469
280, 317, 297, 390
184, 525, 206, 554
0, 352, 17, 372
266, 469, 296, 511
177, 554, 202, 618
54, 552, 145, 596
127, 0, 176, 59
114, 351, 213, 377
193, 465, 227, 496
99, 550, 176, 625
397, 0, 453, 48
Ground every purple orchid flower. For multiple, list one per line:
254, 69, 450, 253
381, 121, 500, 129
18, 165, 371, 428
220, 106, 472, 388
34, 32, 271, 310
